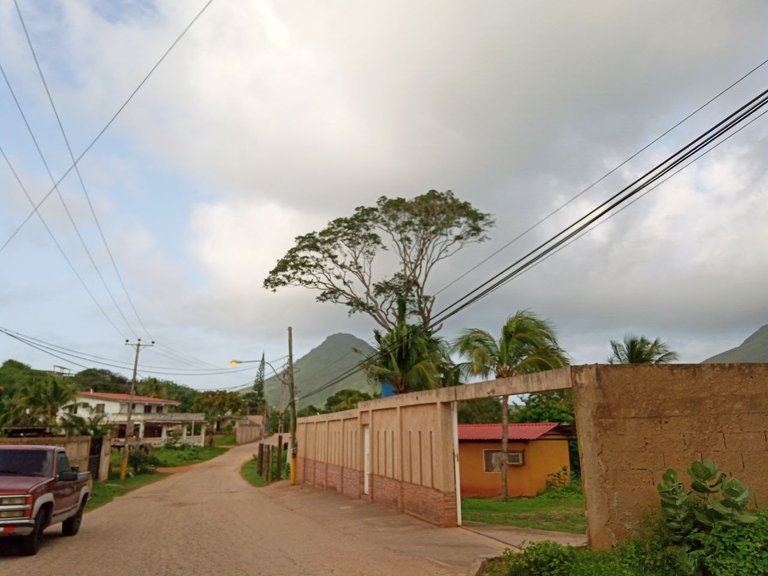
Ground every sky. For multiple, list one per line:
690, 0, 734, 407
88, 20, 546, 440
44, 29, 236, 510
1, 0, 767, 393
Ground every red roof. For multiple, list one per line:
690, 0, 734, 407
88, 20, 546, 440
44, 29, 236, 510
458, 423, 560, 441
78, 391, 180, 406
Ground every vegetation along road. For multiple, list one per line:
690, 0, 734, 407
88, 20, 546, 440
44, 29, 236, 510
0, 442, 504, 575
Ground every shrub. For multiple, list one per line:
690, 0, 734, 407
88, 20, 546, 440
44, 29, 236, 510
694, 510, 768, 576
128, 450, 159, 474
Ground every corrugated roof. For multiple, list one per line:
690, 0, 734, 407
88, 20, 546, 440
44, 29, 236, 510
458, 422, 560, 441
78, 391, 180, 405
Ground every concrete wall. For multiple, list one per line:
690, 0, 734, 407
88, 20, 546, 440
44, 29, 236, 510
573, 364, 768, 549
0, 436, 92, 474
236, 424, 263, 445
297, 364, 768, 548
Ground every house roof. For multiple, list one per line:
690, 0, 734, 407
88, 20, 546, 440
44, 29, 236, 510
458, 422, 560, 441
77, 391, 181, 406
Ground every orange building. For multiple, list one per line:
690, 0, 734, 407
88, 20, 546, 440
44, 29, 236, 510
458, 423, 570, 498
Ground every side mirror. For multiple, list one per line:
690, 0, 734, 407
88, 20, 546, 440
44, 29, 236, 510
58, 471, 79, 482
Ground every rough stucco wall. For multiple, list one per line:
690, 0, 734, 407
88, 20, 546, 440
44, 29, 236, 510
0, 436, 91, 472
574, 363, 768, 549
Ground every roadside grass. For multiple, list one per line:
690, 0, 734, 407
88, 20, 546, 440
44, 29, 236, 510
153, 445, 226, 467
240, 458, 269, 487
462, 489, 586, 534
214, 434, 236, 447
86, 471, 168, 511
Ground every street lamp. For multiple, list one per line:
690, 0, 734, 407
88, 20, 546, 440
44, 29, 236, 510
230, 356, 297, 485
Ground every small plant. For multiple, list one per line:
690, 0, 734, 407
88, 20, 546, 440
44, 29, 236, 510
657, 459, 758, 574
658, 460, 757, 538
128, 450, 159, 474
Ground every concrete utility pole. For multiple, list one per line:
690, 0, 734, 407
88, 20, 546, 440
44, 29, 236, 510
120, 339, 154, 480
288, 326, 297, 485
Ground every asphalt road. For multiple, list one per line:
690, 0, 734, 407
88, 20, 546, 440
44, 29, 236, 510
0, 442, 505, 575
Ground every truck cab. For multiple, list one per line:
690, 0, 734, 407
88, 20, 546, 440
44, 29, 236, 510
0, 445, 92, 555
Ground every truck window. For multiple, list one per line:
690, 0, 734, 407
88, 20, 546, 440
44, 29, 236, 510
56, 451, 71, 475
0, 450, 52, 477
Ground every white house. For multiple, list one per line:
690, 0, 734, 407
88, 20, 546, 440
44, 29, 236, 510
73, 391, 207, 448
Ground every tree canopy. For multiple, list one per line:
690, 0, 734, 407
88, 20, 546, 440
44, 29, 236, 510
263, 190, 493, 331
608, 334, 679, 364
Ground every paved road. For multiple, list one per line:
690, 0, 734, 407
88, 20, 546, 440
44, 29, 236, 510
0, 443, 506, 575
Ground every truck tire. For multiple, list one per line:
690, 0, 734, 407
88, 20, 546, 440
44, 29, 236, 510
19, 509, 46, 556
62, 502, 85, 536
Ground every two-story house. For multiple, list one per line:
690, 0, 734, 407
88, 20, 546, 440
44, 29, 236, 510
74, 391, 207, 448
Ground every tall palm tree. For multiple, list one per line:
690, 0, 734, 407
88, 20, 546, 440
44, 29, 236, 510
453, 310, 569, 499
608, 334, 679, 364
363, 323, 443, 394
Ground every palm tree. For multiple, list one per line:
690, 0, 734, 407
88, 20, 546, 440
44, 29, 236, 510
453, 310, 569, 499
363, 323, 444, 394
4, 374, 80, 430
608, 335, 679, 364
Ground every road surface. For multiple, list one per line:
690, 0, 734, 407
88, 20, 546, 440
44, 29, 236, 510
0, 442, 505, 575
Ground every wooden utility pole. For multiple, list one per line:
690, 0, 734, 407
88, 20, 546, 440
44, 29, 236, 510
120, 339, 154, 480
500, 395, 509, 500
287, 326, 297, 485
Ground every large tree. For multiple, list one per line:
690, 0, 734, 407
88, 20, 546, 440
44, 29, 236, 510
608, 334, 679, 364
263, 190, 494, 331
453, 310, 569, 499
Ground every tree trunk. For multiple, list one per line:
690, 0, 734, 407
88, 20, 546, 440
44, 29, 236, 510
501, 394, 509, 501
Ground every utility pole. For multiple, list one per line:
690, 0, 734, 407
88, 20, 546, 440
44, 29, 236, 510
120, 339, 154, 480
287, 326, 297, 485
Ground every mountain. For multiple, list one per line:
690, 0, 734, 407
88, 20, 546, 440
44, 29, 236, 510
702, 324, 768, 363
262, 333, 376, 411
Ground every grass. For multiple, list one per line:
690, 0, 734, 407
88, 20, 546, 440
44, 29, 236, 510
214, 434, 236, 447
240, 458, 269, 487
86, 471, 168, 511
152, 445, 226, 467
462, 488, 586, 534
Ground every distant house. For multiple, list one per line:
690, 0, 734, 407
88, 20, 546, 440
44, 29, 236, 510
458, 423, 571, 498
73, 391, 207, 448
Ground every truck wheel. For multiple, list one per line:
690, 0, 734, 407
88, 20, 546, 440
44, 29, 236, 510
19, 510, 46, 556
62, 502, 85, 536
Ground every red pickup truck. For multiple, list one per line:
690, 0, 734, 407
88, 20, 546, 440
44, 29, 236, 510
0, 445, 92, 555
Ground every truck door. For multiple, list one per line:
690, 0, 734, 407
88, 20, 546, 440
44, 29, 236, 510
52, 451, 79, 514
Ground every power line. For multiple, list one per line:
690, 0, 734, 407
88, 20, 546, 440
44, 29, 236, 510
429, 86, 768, 327
0, 51, 139, 339
14, 0, 151, 340
432, 55, 768, 299
0, 0, 216, 256
0, 143, 128, 340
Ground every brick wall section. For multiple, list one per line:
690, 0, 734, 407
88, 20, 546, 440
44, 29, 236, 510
342, 468, 359, 498
371, 474, 402, 512
574, 364, 768, 549
327, 462, 342, 491
402, 483, 457, 526
313, 460, 328, 488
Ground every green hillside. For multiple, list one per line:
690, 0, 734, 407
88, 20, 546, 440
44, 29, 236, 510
703, 324, 768, 363
262, 333, 376, 411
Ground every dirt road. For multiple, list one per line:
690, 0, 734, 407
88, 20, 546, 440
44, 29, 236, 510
0, 442, 505, 575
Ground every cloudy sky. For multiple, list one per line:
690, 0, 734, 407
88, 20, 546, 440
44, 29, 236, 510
1, 0, 767, 392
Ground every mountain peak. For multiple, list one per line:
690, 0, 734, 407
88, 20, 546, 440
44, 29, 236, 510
702, 324, 768, 363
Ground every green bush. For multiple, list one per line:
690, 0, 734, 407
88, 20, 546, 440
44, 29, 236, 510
486, 459, 765, 576
128, 450, 159, 474
694, 510, 768, 576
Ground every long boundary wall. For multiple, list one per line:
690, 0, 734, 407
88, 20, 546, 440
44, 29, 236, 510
297, 364, 768, 548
